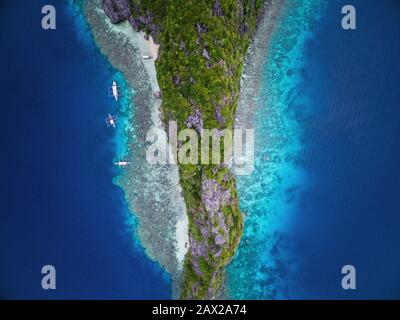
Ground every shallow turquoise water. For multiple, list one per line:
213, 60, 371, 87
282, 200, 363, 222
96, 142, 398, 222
229, 0, 400, 300
227, 0, 326, 299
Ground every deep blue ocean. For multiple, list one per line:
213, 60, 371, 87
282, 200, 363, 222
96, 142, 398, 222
1, 0, 400, 299
293, 0, 400, 299
0, 1, 170, 299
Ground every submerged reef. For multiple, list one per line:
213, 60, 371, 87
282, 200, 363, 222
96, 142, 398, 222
102, 0, 264, 299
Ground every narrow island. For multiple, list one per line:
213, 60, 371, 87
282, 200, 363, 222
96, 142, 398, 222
99, 0, 267, 299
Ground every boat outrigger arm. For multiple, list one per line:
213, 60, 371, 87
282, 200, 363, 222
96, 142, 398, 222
105, 114, 118, 128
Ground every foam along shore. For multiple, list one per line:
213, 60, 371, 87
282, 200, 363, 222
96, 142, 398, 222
235, 0, 284, 130
84, 0, 188, 295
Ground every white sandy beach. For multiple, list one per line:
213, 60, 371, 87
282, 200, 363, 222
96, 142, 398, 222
91, 5, 189, 266
129, 29, 189, 266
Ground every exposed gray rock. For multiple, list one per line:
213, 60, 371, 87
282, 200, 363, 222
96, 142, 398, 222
196, 23, 207, 34
102, 0, 131, 24
128, 15, 140, 31
213, 0, 224, 17
202, 179, 230, 216
203, 48, 211, 61
215, 103, 225, 125
186, 108, 203, 133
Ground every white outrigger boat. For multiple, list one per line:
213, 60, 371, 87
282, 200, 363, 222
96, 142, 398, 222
105, 114, 118, 128
108, 81, 120, 101
114, 161, 131, 167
